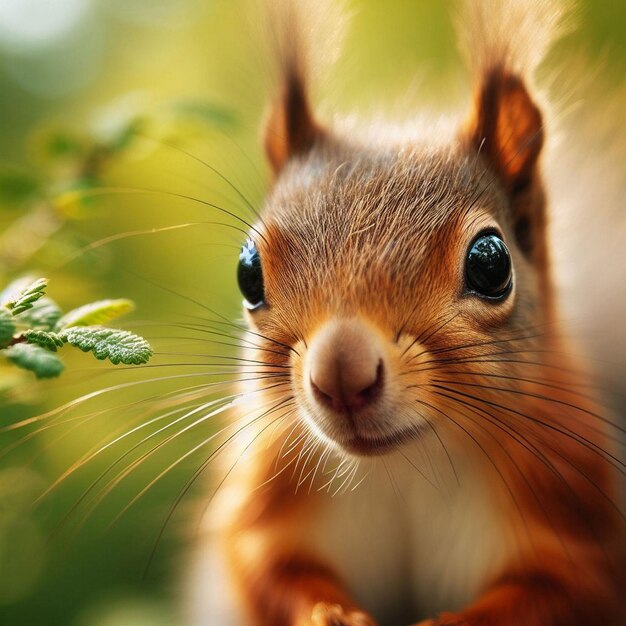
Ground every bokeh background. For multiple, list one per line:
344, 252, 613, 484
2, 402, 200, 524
0, 1, 624, 625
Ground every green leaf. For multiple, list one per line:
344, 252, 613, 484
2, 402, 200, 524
19, 297, 62, 330
23, 329, 64, 352
4, 278, 48, 315
0, 277, 33, 306
59, 326, 152, 365
4, 343, 65, 379
56, 298, 134, 330
0, 309, 15, 348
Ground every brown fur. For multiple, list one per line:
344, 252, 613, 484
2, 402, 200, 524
195, 2, 625, 625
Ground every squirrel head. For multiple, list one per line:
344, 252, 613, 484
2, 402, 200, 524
237, 3, 561, 457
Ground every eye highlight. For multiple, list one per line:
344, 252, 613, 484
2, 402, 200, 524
238, 238, 265, 310
465, 232, 512, 299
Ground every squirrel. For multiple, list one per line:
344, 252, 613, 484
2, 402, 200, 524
184, 1, 625, 625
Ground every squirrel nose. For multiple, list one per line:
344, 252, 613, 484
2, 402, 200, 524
308, 319, 385, 414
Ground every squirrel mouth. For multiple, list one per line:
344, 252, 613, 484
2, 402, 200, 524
339, 424, 424, 456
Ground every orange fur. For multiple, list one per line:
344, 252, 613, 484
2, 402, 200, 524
190, 2, 625, 625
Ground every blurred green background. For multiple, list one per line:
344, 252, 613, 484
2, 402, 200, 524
0, 1, 624, 625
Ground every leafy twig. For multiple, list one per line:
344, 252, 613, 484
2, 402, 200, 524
1, 277, 152, 379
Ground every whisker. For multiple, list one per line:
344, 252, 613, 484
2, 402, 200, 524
431, 391, 622, 574
113, 394, 295, 527
0, 371, 242, 432
133, 131, 263, 222
332, 458, 360, 497
430, 384, 626, 474
295, 439, 322, 491
195, 406, 298, 534
410, 329, 548, 362
47, 396, 242, 539
57, 186, 266, 243
54, 221, 248, 271
430, 377, 626, 441
381, 458, 404, 505
142, 396, 296, 577
3, 379, 238, 464
431, 389, 625, 521
399, 449, 440, 491
38, 388, 245, 508
309, 445, 334, 495
152, 352, 292, 369
400, 311, 460, 358
414, 397, 532, 561
148, 333, 290, 360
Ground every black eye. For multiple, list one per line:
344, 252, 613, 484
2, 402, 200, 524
238, 238, 265, 310
465, 233, 512, 299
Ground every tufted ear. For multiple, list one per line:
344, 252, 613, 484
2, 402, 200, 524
262, 0, 344, 174
469, 68, 544, 194
264, 66, 322, 174
466, 67, 546, 259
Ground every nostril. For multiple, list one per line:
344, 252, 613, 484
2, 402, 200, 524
356, 360, 384, 405
310, 359, 384, 414
310, 378, 334, 406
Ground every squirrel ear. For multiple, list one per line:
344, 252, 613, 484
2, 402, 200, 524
264, 70, 322, 174
468, 69, 544, 194
466, 69, 546, 259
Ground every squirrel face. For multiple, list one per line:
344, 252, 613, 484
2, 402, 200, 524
235, 24, 553, 456
237, 132, 548, 456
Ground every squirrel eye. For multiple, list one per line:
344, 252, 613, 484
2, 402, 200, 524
238, 238, 265, 310
465, 233, 512, 299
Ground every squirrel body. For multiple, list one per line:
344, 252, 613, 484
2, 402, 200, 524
185, 1, 625, 624
188, 406, 511, 625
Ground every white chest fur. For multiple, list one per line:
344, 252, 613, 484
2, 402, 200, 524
307, 442, 509, 623
186, 439, 510, 626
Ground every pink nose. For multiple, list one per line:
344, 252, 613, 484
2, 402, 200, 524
308, 319, 384, 414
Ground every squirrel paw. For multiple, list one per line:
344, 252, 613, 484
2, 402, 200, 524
310, 602, 377, 626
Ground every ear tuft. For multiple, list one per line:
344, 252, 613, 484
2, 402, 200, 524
264, 68, 321, 174
470, 69, 544, 193
261, 0, 344, 175
458, 0, 570, 192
